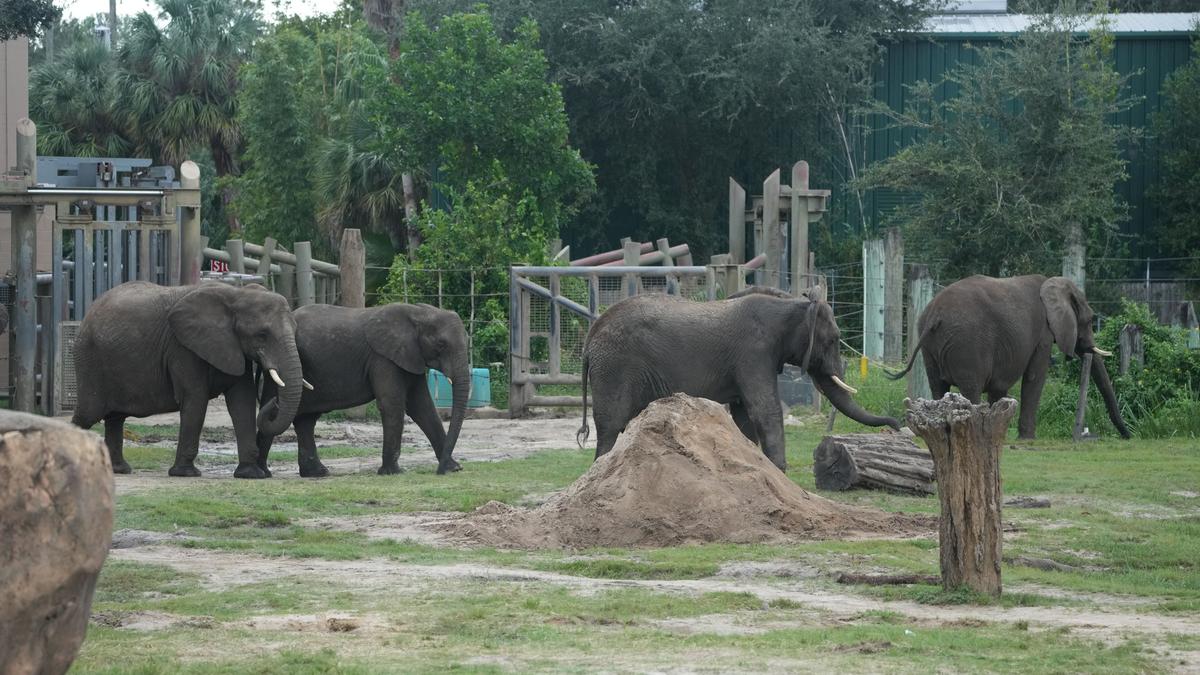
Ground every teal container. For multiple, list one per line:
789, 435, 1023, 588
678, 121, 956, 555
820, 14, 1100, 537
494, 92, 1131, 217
428, 368, 491, 408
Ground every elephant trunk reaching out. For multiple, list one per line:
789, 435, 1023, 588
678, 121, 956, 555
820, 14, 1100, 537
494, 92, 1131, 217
811, 372, 897, 430
1089, 350, 1131, 438
442, 359, 470, 472
255, 333, 304, 438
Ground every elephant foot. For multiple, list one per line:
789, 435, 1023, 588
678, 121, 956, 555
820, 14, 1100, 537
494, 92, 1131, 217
233, 463, 269, 479
256, 464, 273, 478
111, 460, 132, 475
377, 463, 404, 476
299, 463, 329, 478
168, 464, 201, 478
436, 458, 462, 475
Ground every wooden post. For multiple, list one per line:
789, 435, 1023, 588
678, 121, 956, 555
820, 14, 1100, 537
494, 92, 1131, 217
179, 160, 202, 285
260, 237, 277, 291
729, 178, 746, 264
907, 264, 933, 400
883, 227, 904, 362
13, 119, 38, 412
762, 169, 782, 289
278, 244, 295, 308
790, 161, 809, 294
1073, 353, 1093, 441
656, 238, 677, 294
862, 238, 885, 360
623, 240, 640, 298
1118, 324, 1143, 375
339, 229, 365, 308
906, 394, 1016, 596
295, 241, 315, 307
226, 239, 245, 274
509, 268, 529, 417
1062, 223, 1086, 292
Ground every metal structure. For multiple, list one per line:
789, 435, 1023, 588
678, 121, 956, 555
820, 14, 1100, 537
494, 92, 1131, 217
0, 120, 201, 415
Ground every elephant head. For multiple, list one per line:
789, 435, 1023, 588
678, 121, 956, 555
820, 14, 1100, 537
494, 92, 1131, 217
167, 283, 303, 437
1040, 277, 1131, 438
366, 303, 470, 472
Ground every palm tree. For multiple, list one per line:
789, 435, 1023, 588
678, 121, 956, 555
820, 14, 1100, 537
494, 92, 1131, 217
115, 0, 260, 228
29, 41, 133, 157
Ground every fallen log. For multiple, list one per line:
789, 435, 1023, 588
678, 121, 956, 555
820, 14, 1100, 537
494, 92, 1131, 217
835, 573, 941, 586
813, 433, 935, 495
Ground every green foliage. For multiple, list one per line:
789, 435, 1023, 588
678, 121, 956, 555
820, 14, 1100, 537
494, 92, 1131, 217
378, 168, 551, 365
1150, 34, 1200, 279
29, 40, 132, 157
0, 0, 59, 40
375, 10, 594, 234
1038, 299, 1200, 438
857, 5, 1136, 279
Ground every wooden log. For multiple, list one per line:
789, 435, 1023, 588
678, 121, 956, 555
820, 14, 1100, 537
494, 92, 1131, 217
862, 238, 885, 360
339, 229, 365, 308
729, 178, 746, 264
906, 394, 1016, 596
813, 433, 934, 495
295, 241, 315, 307
835, 573, 940, 586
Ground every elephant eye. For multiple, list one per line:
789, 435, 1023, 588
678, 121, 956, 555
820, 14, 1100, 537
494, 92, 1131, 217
255, 330, 269, 340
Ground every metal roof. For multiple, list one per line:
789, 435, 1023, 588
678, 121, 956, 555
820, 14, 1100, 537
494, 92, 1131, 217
924, 12, 1199, 35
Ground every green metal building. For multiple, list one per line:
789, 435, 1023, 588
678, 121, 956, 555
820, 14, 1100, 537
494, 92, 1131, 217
863, 11, 1197, 254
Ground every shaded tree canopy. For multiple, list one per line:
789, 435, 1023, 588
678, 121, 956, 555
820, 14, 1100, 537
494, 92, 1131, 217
857, 8, 1136, 279
0, 0, 59, 40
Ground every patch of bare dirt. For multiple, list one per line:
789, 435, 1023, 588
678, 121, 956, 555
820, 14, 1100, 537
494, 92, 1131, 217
436, 395, 933, 549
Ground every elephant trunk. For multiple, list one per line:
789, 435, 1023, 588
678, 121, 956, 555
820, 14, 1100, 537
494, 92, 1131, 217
813, 372, 902, 431
1090, 354, 1131, 439
256, 338, 303, 437
440, 360, 470, 474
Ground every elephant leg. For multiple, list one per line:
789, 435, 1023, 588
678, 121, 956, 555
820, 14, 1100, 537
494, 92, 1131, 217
957, 382, 984, 405
742, 388, 787, 471
1017, 347, 1050, 439
255, 428, 276, 476
105, 414, 131, 474
168, 395, 208, 477
227, 378, 268, 479
407, 380, 460, 474
294, 413, 329, 478
375, 373, 408, 475
729, 401, 759, 445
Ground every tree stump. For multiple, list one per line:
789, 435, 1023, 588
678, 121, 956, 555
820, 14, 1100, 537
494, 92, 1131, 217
905, 394, 1016, 596
813, 433, 934, 495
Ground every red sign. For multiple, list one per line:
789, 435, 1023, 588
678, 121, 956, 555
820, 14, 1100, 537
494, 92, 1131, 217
210, 260, 229, 273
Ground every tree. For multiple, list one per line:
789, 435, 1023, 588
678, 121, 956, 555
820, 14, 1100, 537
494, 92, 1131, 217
857, 8, 1135, 280
0, 0, 59, 40
375, 11, 594, 239
115, 0, 260, 232
29, 40, 132, 157
407, 0, 936, 259
1150, 34, 1200, 280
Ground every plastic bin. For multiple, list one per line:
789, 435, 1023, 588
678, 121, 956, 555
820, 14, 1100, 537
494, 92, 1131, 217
428, 367, 491, 408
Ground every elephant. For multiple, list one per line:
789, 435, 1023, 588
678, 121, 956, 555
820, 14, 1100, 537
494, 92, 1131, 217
255, 302, 470, 477
577, 287, 901, 471
71, 281, 305, 478
888, 274, 1130, 439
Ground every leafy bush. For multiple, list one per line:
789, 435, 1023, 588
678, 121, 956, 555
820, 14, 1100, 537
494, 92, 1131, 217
1037, 300, 1200, 438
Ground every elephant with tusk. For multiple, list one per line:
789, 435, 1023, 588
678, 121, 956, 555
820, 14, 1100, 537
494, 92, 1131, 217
577, 287, 899, 472
888, 274, 1130, 439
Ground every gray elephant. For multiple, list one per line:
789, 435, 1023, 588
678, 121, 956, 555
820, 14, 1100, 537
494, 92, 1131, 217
71, 281, 304, 478
578, 288, 900, 471
255, 303, 470, 477
889, 274, 1130, 439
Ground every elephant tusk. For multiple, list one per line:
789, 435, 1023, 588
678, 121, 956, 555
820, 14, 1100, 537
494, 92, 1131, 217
302, 379, 314, 391
268, 368, 286, 388
1091, 347, 1113, 357
831, 375, 858, 395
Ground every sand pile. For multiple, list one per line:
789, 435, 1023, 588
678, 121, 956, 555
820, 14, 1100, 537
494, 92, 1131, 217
440, 394, 931, 549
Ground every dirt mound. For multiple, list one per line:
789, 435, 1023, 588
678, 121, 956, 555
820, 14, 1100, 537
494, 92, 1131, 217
440, 394, 931, 549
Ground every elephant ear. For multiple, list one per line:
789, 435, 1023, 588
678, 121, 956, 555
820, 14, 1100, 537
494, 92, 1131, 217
364, 304, 427, 375
1040, 277, 1079, 358
167, 284, 245, 376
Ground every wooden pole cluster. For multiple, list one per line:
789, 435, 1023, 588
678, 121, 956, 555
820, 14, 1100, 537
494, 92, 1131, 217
728, 161, 829, 295
906, 394, 1016, 597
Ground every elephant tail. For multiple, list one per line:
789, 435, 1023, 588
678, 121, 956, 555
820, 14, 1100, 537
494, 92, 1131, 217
576, 353, 591, 449
885, 318, 939, 381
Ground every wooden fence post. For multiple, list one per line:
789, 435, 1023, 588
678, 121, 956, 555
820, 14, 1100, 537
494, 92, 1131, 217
883, 227, 904, 362
907, 394, 1016, 597
790, 161, 809, 293
862, 238, 885, 360
261, 237, 277, 291
729, 178, 746, 264
179, 160, 202, 285
623, 240, 641, 298
1073, 353, 1093, 441
339, 229, 365, 308
226, 239, 245, 274
295, 242, 315, 307
1118, 324, 1143, 375
762, 169, 782, 289
13, 118, 38, 412
907, 264, 933, 400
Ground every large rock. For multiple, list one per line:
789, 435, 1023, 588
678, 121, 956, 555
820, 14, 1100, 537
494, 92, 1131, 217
1, 412, 114, 675
443, 394, 930, 548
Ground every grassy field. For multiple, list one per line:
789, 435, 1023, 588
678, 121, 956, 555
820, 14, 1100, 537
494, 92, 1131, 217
73, 406, 1200, 674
